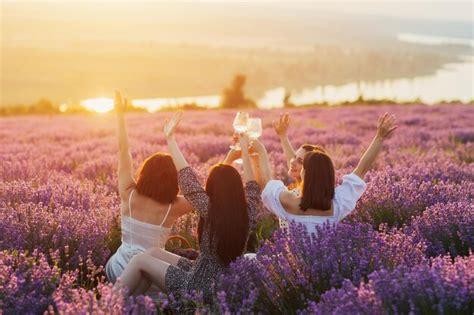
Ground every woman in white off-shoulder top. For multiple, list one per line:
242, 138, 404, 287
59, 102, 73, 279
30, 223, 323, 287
253, 113, 398, 235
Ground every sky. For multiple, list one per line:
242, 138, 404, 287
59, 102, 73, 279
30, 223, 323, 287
1, 0, 472, 106
1, 0, 472, 22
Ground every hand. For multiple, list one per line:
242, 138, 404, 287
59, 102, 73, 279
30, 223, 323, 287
249, 138, 266, 153
226, 147, 257, 162
164, 111, 183, 139
226, 148, 242, 162
273, 113, 291, 137
376, 113, 398, 140
231, 133, 256, 153
115, 90, 128, 114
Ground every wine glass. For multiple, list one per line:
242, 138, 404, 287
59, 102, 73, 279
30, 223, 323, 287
247, 118, 262, 139
233, 112, 249, 134
231, 112, 249, 150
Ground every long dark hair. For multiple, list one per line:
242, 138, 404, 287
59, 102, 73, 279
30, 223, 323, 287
299, 151, 335, 211
135, 153, 179, 204
301, 144, 326, 153
197, 164, 249, 266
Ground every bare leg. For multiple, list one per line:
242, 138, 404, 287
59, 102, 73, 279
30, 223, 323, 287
145, 247, 182, 266
118, 253, 170, 296
134, 274, 152, 295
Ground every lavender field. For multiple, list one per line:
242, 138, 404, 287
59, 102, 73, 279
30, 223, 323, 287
1, 104, 473, 314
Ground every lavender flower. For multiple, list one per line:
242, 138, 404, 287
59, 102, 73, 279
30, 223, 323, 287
0, 250, 61, 314
316, 254, 474, 315
1, 105, 472, 313
406, 201, 474, 258
216, 223, 426, 313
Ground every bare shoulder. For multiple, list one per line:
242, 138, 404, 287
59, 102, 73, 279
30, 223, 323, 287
280, 191, 307, 215
119, 185, 135, 203
279, 191, 295, 208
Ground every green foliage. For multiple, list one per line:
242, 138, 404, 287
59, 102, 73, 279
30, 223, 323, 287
0, 99, 148, 116
247, 215, 279, 252
0, 99, 61, 116
220, 74, 256, 109
283, 90, 295, 108
255, 215, 279, 246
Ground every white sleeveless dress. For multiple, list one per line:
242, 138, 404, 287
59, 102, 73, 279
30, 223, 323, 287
105, 190, 172, 283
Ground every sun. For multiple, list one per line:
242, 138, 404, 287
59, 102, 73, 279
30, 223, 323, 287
81, 98, 114, 113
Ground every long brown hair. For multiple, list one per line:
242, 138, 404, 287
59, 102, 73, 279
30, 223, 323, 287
135, 153, 179, 204
197, 164, 249, 266
301, 144, 326, 153
299, 151, 335, 211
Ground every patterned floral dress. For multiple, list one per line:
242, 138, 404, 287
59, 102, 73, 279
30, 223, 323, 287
165, 167, 260, 301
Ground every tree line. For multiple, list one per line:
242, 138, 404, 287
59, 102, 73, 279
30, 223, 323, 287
0, 74, 258, 115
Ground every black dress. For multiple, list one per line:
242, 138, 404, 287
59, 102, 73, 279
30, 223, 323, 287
165, 167, 260, 301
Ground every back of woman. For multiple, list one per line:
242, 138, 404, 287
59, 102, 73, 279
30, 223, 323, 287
108, 188, 189, 283
256, 113, 397, 235
105, 92, 193, 283
165, 162, 260, 301
261, 171, 366, 235
119, 152, 184, 249
121, 189, 173, 249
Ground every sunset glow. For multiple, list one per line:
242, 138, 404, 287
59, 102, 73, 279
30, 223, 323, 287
80, 98, 114, 113
1, 1, 473, 313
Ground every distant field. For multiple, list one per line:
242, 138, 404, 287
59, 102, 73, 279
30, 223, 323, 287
1, 42, 453, 106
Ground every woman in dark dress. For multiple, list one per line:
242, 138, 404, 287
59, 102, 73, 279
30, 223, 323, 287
117, 112, 260, 301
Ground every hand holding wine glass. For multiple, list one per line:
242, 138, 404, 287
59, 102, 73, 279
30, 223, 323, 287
223, 136, 243, 164
249, 138, 266, 154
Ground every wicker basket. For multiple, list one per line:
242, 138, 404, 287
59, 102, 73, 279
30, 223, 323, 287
166, 235, 192, 249
165, 235, 199, 261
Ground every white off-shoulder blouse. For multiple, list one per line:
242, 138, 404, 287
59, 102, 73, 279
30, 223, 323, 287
262, 173, 367, 235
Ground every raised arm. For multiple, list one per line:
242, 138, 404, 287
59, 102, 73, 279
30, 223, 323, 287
222, 136, 242, 165
164, 112, 209, 217
115, 91, 135, 201
238, 134, 262, 227
353, 113, 397, 179
223, 136, 265, 189
273, 113, 295, 168
164, 112, 189, 171
250, 154, 265, 190
250, 138, 272, 186
239, 134, 255, 183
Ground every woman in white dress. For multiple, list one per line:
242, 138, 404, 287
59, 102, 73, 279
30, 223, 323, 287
105, 91, 193, 283
254, 113, 397, 235
272, 113, 326, 228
